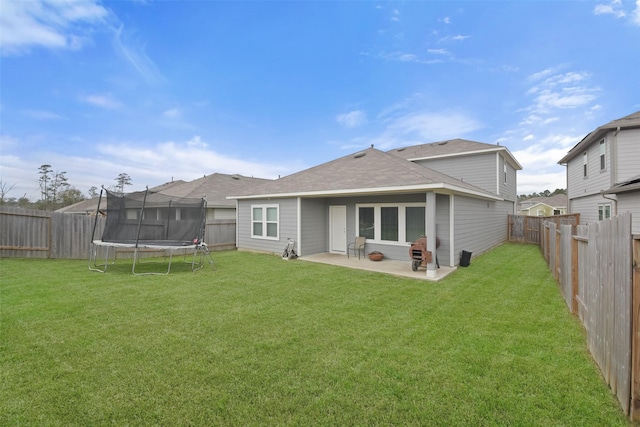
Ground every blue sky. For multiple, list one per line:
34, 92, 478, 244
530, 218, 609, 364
1, 0, 639, 200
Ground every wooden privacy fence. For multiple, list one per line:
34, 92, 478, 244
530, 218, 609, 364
508, 213, 579, 244
0, 206, 105, 259
0, 206, 236, 260
540, 212, 640, 419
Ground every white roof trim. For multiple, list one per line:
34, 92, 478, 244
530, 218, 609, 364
228, 183, 504, 201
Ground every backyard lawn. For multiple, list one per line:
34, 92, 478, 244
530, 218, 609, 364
0, 243, 632, 426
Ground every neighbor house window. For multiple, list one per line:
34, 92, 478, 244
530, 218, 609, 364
252, 205, 279, 239
583, 151, 588, 177
599, 139, 606, 171
356, 203, 426, 244
598, 204, 611, 221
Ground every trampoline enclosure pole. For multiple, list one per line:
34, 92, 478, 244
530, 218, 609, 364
135, 187, 148, 249
90, 188, 104, 243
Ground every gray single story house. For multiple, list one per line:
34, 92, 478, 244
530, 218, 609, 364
229, 140, 522, 278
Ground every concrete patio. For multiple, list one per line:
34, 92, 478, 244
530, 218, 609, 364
299, 252, 457, 281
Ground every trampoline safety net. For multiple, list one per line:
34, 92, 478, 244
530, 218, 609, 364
101, 188, 206, 246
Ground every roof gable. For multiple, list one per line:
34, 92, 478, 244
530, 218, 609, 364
559, 111, 640, 164
229, 147, 500, 200
388, 138, 523, 170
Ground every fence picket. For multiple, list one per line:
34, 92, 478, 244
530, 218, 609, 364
542, 213, 634, 416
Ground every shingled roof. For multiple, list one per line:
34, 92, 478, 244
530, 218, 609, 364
228, 147, 501, 200
157, 173, 271, 207
388, 138, 523, 170
57, 173, 271, 214
559, 111, 640, 164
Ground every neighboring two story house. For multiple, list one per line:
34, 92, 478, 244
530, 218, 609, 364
229, 139, 522, 277
558, 111, 640, 234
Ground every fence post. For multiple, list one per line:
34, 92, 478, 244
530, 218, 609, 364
571, 235, 579, 315
555, 226, 561, 281
632, 238, 640, 420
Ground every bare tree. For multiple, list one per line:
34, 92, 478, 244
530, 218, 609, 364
88, 186, 100, 198
0, 180, 16, 205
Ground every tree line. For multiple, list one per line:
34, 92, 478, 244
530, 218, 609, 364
517, 188, 566, 202
0, 165, 132, 210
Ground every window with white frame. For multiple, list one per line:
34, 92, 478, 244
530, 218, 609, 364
252, 205, 279, 239
599, 139, 606, 171
356, 203, 426, 244
598, 203, 611, 221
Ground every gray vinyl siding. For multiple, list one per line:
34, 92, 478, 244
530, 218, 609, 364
300, 198, 327, 256
616, 192, 640, 235
237, 198, 298, 255
566, 137, 612, 199
414, 152, 497, 195
499, 155, 518, 202
616, 128, 640, 182
569, 194, 611, 225
435, 194, 451, 266
453, 196, 512, 263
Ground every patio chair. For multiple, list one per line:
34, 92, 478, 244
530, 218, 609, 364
347, 236, 366, 259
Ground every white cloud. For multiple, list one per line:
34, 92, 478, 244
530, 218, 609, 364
594, 0, 626, 18
512, 135, 578, 193
633, 0, 640, 25
594, 0, 640, 26
81, 93, 123, 110
427, 48, 451, 56
112, 24, 164, 84
525, 70, 600, 117
96, 137, 293, 184
370, 110, 483, 149
0, 134, 299, 200
163, 108, 181, 119
23, 109, 65, 120
517, 170, 567, 194
336, 110, 368, 128
0, 0, 109, 56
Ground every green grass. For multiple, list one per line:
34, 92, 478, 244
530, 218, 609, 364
0, 244, 632, 426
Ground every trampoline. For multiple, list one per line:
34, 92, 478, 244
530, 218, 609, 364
89, 187, 210, 275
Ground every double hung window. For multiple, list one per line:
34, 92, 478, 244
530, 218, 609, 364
252, 205, 279, 239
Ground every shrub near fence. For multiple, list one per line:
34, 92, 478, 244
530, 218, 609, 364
541, 212, 639, 418
0, 206, 237, 260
